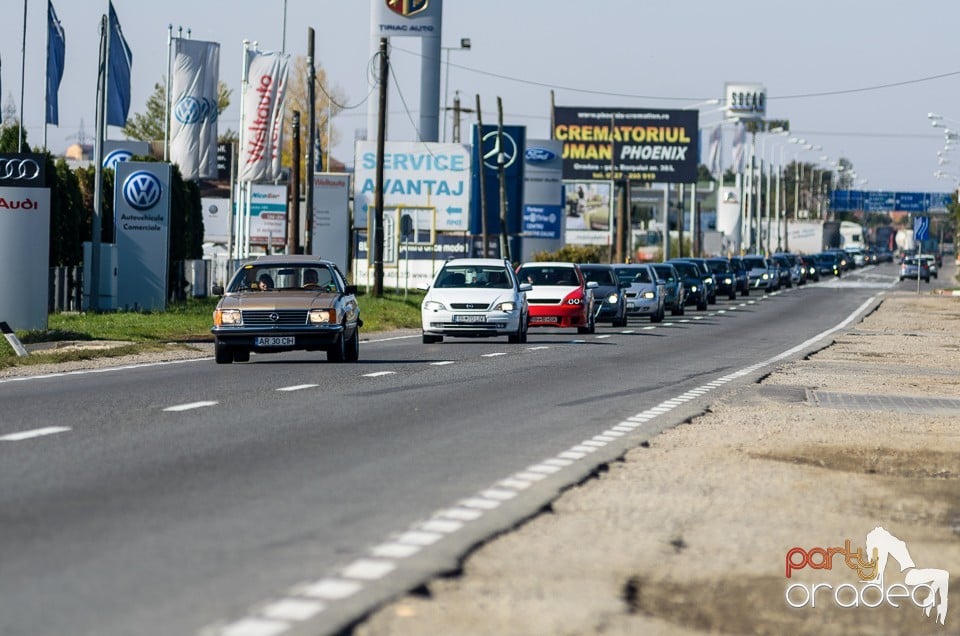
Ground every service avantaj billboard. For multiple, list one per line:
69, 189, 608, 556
553, 106, 698, 184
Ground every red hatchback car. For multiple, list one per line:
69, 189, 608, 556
515, 262, 598, 334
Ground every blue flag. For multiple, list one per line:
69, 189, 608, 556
46, 1, 66, 126
107, 2, 132, 127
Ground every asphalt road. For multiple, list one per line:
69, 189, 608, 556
0, 261, 919, 636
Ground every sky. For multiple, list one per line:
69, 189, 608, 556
2, 0, 959, 194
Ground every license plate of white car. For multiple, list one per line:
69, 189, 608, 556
453, 314, 486, 323
256, 336, 295, 346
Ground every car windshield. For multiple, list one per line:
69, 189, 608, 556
652, 266, 675, 282
517, 266, 579, 286
707, 260, 730, 273
230, 263, 337, 292
581, 268, 616, 286
742, 257, 767, 269
436, 265, 513, 288
669, 262, 698, 277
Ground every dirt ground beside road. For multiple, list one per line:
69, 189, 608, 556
357, 290, 960, 636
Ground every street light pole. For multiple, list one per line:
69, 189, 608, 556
441, 37, 470, 142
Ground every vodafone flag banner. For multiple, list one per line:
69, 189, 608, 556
239, 50, 289, 182
169, 38, 220, 181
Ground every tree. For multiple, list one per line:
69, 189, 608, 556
280, 55, 347, 175
123, 79, 233, 144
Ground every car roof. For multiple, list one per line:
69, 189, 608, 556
443, 258, 509, 267
519, 261, 577, 268
251, 255, 337, 266
576, 263, 613, 269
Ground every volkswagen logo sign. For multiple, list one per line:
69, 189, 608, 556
103, 149, 133, 170
0, 158, 41, 181
525, 147, 558, 163
123, 171, 163, 211
481, 130, 518, 170
202, 97, 218, 123
175, 96, 203, 124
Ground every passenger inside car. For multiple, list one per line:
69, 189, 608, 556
256, 273, 274, 290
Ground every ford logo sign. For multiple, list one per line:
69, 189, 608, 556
122, 171, 163, 211
525, 147, 558, 163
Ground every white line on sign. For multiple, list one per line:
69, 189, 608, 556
163, 401, 218, 412
276, 384, 319, 392
0, 426, 71, 441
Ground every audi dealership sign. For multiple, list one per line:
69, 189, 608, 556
113, 161, 172, 311
0, 184, 50, 331
0, 153, 46, 188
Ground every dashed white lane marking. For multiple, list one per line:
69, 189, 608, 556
207, 294, 884, 636
481, 352, 508, 358
620, 330, 635, 334
595, 334, 612, 339
276, 384, 319, 392
362, 371, 396, 377
163, 401, 217, 412
429, 361, 456, 366
642, 326, 656, 330
0, 426, 71, 441
526, 346, 550, 350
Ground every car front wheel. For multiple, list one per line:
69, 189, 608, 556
344, 326, 360, 362
422, 333, 443, 344
214, 339, 233, 364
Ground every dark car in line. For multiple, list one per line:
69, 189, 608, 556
667, 259, 709, 311
728, 256, 751, 296
705, 257, 739, 301
579, 263, 629, 327
651, 262, 686, 316
668, 257, 717, 304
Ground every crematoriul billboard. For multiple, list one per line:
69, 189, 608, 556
553, 106, 699, 183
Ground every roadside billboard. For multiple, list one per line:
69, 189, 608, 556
563, 181, 612, 246
522, 139, 563, 240
353, 140, 471, 232
249, 184, 287, 247
114, 161, 172, 311
311, 173, 351, 270
553, 106, 699, 183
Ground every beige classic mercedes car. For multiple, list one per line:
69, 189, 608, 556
211, 255, 362, 364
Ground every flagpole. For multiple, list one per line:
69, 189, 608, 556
164, 24, 173, 161
235, 39, 250, 260
43, 0, 50, 150
91, 13, 109, 312
19, 0, 28, 152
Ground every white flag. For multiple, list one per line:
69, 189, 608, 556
730, 123, 746, 174
707, 125, 722, 177
239, 49, 289, 182
169, 38, 220, 180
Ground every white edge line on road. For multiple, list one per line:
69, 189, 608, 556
0, 356, 210, 385
163, 401, 218, 412
203, 292, 885, 635
0, 426, 71, 441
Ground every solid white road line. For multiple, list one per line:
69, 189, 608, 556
0, 426, 71, 441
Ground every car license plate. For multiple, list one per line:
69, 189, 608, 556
453, 315, 486, 323
256, 336, 295, 346
531, 316, 558, 323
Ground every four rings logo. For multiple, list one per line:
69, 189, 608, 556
0, 157, 42, 183
123, 171, 163, 211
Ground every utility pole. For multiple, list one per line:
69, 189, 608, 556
289, 110, 301, 254
446, 91, 473, 143
305, 28, 316, 255
476, 94, 488, 257
496, 97, 510, 263
373, 38, 388, 298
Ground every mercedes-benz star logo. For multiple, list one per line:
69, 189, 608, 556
122, 171, 163, 211
481, 130, 518, 170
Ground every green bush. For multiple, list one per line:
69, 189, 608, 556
531, 244, 608, 263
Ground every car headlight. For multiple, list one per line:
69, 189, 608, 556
309, 309, 336, 324
723, 277, 732, 284
761, 273, 769, 280
642, 291, 655, 299
607, 293, 619, 304
690, 285, 698, 292
495, 301, 516, 311
423, 300, 445, 311
214, 309, 241, 326
705, 277, 714, 284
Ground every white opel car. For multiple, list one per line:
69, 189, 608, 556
420, 258, 531, 344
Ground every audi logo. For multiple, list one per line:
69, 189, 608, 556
122, 171, 163, 211
0, 158, 41, 181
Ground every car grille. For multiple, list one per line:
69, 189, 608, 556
449, 302, 493, 310
241, 309, 309, 326
527, 298, 562, 305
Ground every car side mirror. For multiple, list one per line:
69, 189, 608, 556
344, 285, 357, 295
656, 279, 667, 285
417, 282, 430, 291
519, 282, 533, 292
212, 284, 224, 296
585, 281, 599, 289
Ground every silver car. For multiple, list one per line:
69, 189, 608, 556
612, 264, 666, 323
